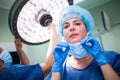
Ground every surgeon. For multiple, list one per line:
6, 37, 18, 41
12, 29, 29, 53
48, 5, 120, 80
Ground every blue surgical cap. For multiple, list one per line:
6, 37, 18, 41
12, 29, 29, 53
0, 50, 12, 68
57, 5, 94, 36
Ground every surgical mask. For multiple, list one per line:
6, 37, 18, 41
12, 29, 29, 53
0, 50, 12, 68
68, 32, 91, 59
68, 42, 88, 59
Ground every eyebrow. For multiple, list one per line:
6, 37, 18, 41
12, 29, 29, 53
64, 19, 80, 24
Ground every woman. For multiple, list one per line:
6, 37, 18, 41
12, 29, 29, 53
49, 5, 120, 80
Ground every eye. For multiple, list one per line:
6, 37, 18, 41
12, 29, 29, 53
63, 24, 69, 29
74, 22, 81, 26
64, 25, 68, 29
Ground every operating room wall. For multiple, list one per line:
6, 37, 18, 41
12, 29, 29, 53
0, 8, 13, 42
0, 0, 120, 65
87, 0, 120, 53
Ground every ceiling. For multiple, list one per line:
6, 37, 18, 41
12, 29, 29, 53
0, 0, 112, 10
0, 0, 15, 10
77, 0, 112, 9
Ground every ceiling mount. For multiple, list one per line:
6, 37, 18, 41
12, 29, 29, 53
40, 14, 52, 27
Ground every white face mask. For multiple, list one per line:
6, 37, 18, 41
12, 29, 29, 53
68, 32, 91, 59
68, 42, 88, 59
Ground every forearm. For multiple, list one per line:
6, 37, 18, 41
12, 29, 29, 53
16, 48, 30, 65
41, 25, 59, 77
51, 72, 61, 80
46, 24, 59, 58
41, 37, 58, 77
101, 63, 120, 80
14, 38, 30, 65
40, 53, 53, 77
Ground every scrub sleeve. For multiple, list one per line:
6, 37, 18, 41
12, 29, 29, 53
0, 64, 44, 80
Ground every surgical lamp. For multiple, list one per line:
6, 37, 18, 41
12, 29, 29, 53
9, 0, 71, 45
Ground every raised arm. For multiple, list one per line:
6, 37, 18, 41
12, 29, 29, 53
40, 24, 59, 77
14, 38, 30, 65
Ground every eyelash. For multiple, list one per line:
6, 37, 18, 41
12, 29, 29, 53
75, 22, 81, 25
64, 25, 69, 29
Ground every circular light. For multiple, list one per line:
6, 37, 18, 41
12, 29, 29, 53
9, 0, 69, 45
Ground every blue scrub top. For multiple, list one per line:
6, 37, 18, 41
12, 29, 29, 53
0, 63, 44, 80
47, 51, 120, 80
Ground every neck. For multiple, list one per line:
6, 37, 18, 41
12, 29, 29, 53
67, 55, 93, 69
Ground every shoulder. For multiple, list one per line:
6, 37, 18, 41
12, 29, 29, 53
103, 51, 119, 57
103, 51, 119, 59
103, 51, 120, 65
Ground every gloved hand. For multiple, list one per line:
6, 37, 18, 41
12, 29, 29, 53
51, 42, 70, 72
80, 36, 108, 66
